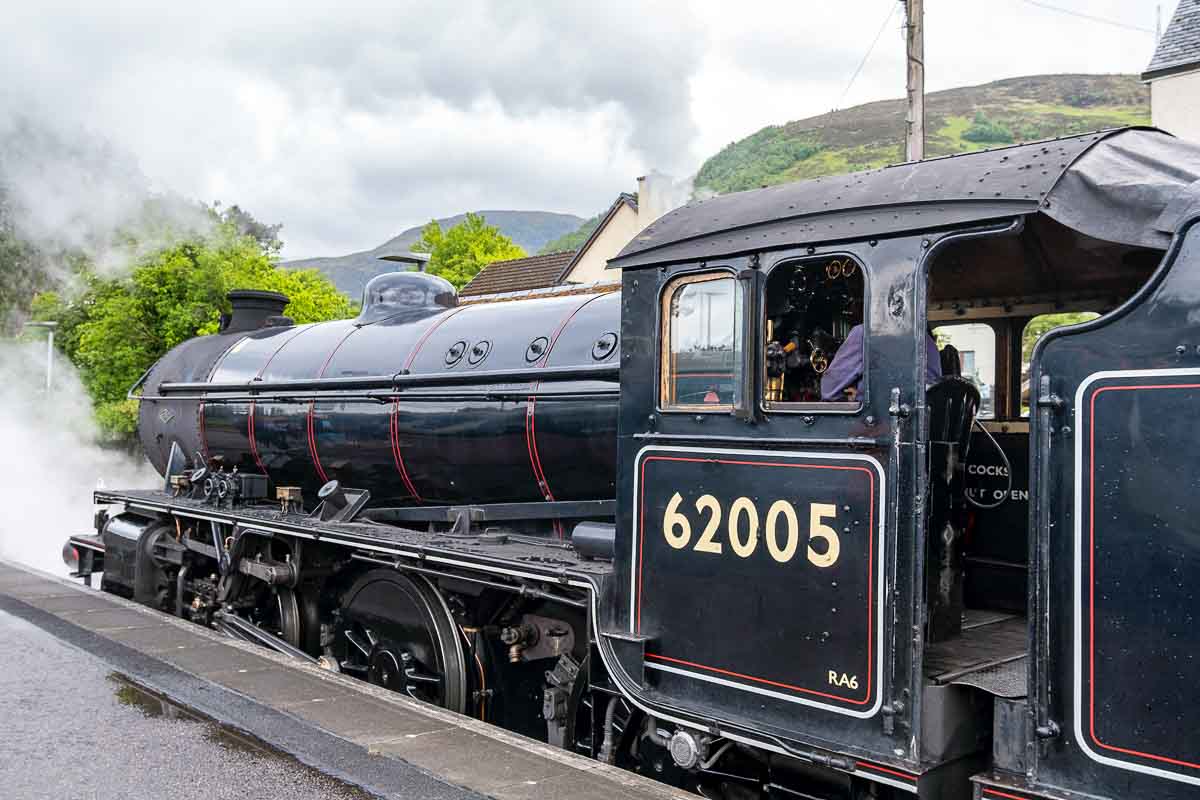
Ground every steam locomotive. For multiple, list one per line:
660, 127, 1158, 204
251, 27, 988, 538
68, 127, 1200, 799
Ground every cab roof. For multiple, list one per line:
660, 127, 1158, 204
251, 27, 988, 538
609, 128, 1200, 270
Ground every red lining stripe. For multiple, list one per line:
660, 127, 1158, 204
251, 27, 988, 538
390, 397, 421, 502
248, 401, 265, 473
385, 308, 466, 503
981, 790, 1030, 800
856, 761, 917, 783
307, 400, 328, 484
1087, 382, 1200, 772
247, 324, 314, 478
305, 326, 360, 485
404, 308, 464, 373
524, 293, 613, 536
198, 400, 209, 462
636, 454, 877, 706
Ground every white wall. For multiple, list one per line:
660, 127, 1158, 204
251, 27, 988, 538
562, 203, 641, 284
563, 173, 685, 285
1152, 69, 1200, 143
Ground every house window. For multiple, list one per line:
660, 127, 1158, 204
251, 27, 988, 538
661, 273, 743, 411
933, 323, 995, 418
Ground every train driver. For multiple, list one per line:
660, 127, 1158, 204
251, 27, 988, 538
821, 325, 942, 400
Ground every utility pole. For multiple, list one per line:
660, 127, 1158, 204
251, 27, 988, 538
24, 321, 58, 391
903, 0, 925, 162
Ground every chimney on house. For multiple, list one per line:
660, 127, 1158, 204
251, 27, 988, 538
636, 172, 682, 231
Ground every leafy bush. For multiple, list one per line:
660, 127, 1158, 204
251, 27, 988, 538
962, 112, 1015, 144
33, 219, 354, 439
411, 213, 526, 289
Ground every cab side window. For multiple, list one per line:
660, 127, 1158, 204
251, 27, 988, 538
661, 273, 743, 411
1019, 312, 1099, 414
933, 323, 996, 419
764, 257, 865, 408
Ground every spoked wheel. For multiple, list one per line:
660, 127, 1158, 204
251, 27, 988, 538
250, 585, 321, 656
336, 570, 468, 713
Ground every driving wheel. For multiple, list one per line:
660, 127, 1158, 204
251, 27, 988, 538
336, 569, 468, 713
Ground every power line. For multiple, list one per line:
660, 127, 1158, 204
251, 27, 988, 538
1016, 0, 1156, 35
836, 1, 900, 111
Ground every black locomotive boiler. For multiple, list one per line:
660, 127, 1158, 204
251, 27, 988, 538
68, 128, 1200, 800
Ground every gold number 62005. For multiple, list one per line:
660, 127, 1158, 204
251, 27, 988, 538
662, 493, 840, 567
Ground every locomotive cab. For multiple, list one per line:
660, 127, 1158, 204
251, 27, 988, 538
604, 128, 1200, 799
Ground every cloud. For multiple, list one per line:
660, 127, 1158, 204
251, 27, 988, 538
0, 1, 708, 258
0, 114, 213, 281
0, 0, 1171, 261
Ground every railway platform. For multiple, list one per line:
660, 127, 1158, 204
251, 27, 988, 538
0, 558, 687, 800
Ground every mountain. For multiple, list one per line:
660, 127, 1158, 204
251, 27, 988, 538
284, 210, 584, 298
695, 74, 1150, 195
537, 210, 604, 254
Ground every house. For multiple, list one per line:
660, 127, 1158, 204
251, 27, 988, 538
460, 175, 677, 299
1143, 0, 1200, 141
457, 250, 576, 297
555, 192, 640, 286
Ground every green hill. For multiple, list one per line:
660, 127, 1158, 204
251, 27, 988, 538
284, 210, 583, 298
537, 210, 603, 254
695, 74, 1150, 195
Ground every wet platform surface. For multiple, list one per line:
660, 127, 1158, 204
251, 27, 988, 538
0, 608, 373, 800
0, 559, 688, 800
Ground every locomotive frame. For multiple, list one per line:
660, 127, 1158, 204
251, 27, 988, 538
68, 127, 1200, 800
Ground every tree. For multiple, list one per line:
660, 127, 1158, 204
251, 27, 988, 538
412, 213, 526, 289
33, 220, 354, 439
0, 187, 53, 334
212, 201, 284, 255
962, 112, 1015, 145
1020, 312, 1098, 364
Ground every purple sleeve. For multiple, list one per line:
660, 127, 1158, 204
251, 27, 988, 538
926, 334, 943, 385
820, 324, 865, 401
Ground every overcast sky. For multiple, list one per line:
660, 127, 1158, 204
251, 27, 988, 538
0, 0, 1176, 258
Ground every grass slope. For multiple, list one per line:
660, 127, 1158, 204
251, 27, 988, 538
537, 211, 603, 254
285, 210, 583, 298
695, 74, 1150, 195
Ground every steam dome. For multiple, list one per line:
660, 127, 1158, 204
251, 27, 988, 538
358, 272, 457, 323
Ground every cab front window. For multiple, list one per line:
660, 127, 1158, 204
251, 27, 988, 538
661, 273, 743, 411
764, 256, 866, 409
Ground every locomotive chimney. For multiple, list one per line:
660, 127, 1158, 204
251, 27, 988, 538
221, 290, 290, 334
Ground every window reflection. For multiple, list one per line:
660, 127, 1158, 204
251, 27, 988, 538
662, 275, 742, 409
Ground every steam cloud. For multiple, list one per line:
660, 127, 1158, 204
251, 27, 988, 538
0, 342, 157, 574
0, 114, 213, 285
0, 113, 192, 573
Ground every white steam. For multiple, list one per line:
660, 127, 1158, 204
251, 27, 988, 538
0, 340, 157, 574
0, 112, 209, 573
637, 170, 712, 225
0, 113, 213, 282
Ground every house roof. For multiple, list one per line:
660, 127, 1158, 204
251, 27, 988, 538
1144, 0, 1200, 79
459, 250, 577, 297
556, 193, 638, 282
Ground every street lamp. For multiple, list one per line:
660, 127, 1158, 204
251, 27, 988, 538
23, 320, 58, 392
